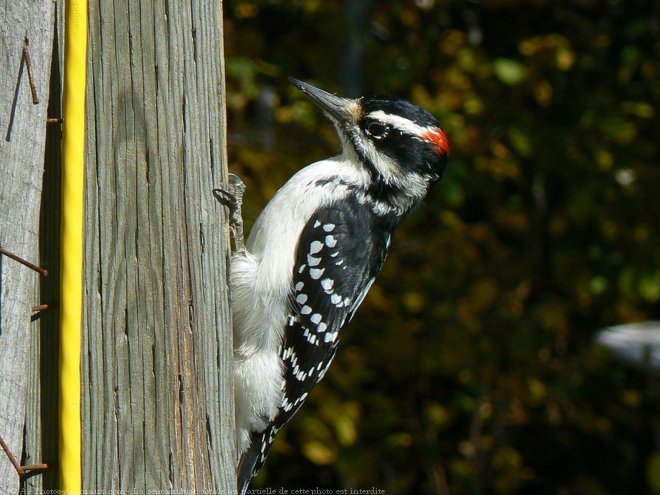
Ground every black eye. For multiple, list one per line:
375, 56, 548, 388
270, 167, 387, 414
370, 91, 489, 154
365, 121, 389, 139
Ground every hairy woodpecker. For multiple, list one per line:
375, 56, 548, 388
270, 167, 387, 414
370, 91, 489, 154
226, 78, 450, 493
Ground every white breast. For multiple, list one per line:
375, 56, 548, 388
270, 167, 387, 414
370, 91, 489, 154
247, 155, 369, 298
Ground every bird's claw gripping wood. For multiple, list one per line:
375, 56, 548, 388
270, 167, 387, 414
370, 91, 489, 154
215, 173, 247, 253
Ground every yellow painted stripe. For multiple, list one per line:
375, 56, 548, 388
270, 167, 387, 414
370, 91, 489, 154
60, 0, 87, 492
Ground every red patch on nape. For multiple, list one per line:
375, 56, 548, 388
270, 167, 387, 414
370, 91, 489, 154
421, 128, 450, 155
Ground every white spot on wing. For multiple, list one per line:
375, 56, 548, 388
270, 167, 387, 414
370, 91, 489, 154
310, 313, 322, 324
309, 268, 325, 279
307, 255, 322, 266
282, 346, 294, 360
310, 241, 323, 254
300, 305, 312, 315
323, 224, 335, 232
303, 327, 318, 345
325, 235, 337, 248
321, 278, 334, 292
296, 293, 308, 304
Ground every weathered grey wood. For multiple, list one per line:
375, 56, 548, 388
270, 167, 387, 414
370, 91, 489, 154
83, 0, 235, 492
23, 5, 66, 492
0, 2, 55, 494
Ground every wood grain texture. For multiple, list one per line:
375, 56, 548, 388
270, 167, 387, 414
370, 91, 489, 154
83, 0, 235, 492
0, 2, 55, 494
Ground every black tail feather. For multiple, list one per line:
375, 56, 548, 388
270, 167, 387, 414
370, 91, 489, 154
238, 433, 266, 495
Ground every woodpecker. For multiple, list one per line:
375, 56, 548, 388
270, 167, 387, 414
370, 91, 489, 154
225, 78, 450, 494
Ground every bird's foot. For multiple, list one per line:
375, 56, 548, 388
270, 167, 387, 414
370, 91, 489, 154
214, 173, 247, 253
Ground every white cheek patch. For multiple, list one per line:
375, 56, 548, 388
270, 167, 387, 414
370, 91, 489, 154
353, 131, 401, 183
354, 128, 429, 201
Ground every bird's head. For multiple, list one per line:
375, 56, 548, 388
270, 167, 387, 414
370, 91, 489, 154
290, 78, 450, 211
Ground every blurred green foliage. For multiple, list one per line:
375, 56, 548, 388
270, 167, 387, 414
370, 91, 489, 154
224, 1, 660, 493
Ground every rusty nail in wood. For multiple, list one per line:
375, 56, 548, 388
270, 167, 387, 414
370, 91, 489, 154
0, 433, 24, 476
0, 247, 48, 276
20, 463, 50, 475
0, 433, 50, 478
47, 117, 63, 124
23, 38, 39, 104
32, 304, 50, 312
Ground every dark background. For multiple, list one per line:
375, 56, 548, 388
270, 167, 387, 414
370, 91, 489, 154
224, 1, 660, 493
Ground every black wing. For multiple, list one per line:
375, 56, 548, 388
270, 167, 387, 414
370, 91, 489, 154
238, 196, 391, 492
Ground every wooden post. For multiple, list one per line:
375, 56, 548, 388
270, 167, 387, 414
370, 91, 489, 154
0, 2, 55, 494
1, 0, 235, 493
82, 0, 235, 493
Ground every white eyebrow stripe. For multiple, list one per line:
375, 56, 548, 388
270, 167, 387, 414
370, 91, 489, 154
365, 110, 437, 138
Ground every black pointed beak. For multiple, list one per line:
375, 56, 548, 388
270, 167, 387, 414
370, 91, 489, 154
289, 77, 358, 125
